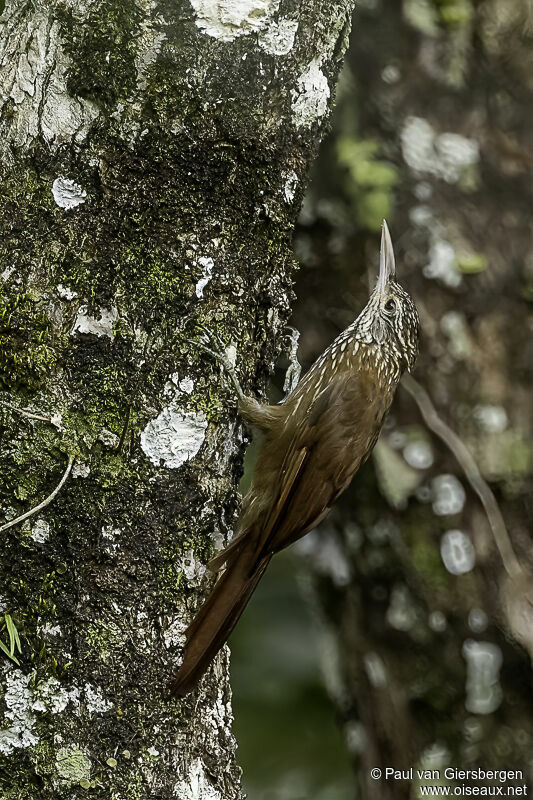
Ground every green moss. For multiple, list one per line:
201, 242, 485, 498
0, 786, 37, 800
122, 772, 144, 800
84, 621, 119, 662
0, 416, 70, 515
159, 554, 185, 602
0, 169, 70, 398
0, 169, 57, 277
32, 740, 56, 779
58, 1, 143, 109
0, 289, 58, 393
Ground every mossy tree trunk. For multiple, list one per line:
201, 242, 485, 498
0, 0, 355, 797
292, 1, 533, 797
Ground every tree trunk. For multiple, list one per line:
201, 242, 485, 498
293, 1, 533, 797
0, 1, 355, 797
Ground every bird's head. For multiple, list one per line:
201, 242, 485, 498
356, 221, 420, 372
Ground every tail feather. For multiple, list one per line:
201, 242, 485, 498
170, 551, 270, 698
208, 531, 247, 573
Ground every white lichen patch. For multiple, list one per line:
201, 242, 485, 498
52, 177, 87, 209
72, 462, 91, 479
282, 170, 298, 203
163, 616, 188, 649
401, 117, 479, 184
173, 758, 222, 799
101, 525, 121, 557
0, 672, 39, 755
431, 474, 466, 516
179, 550, 207, 587
0, 671, 80, 756
40, 622, 62, 638
72, 306, 119, 339
259, 17, 298, 55
31, 518, 50, 543
32, 677, 79, 715
179, 376, 195, 394
440, 530, 476, 575
189, 0, 279, 42
140, 407, 207, 469
291, 60, 330, 129
164, 372, 195, 398
1, 265, 16, 282
84, 683, 113, 715
57, 284, 78, 300
462, 640, 502, 715
188, 654, 236, 761
50, 412, 63, 430
195, 256, 214, 298
56, 746, 92, 785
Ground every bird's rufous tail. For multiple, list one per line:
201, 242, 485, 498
170, 547, 270, 698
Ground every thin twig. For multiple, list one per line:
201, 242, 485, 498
401, 373, 522, 579
0, 456, 75, 534
0, 399, 55, 426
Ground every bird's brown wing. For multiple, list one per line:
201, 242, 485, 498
170, 371, 384, 697
256, 370, 381, 559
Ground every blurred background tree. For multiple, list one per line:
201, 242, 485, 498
232, 0, 533, 797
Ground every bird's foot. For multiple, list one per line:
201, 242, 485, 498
190, 326, 245, 402
282, 326, 302, 397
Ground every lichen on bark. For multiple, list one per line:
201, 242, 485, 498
0, 0, 356, 796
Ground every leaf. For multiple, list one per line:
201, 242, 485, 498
5, 614, 21, 655
0, 638, 20, 666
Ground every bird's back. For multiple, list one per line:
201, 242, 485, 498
237, 343, 397, 561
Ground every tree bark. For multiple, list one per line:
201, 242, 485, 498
0, 0, 355, 797
293, 1, 533, 797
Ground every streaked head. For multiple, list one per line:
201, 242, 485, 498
357, 220, 420, 372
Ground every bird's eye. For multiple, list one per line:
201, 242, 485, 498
384, 299, 396, 314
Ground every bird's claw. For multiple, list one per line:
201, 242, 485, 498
198, 325, 227, 356
189, 326, 230, 367
189, 326, 244, 401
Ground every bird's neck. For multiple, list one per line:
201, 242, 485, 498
356, 340, 403, 391
290, 327, 403, 405
334, 322, 404, 386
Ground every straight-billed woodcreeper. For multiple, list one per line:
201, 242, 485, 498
171, 221, 420, 697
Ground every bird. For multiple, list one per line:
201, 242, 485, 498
170, 220, 420, 698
